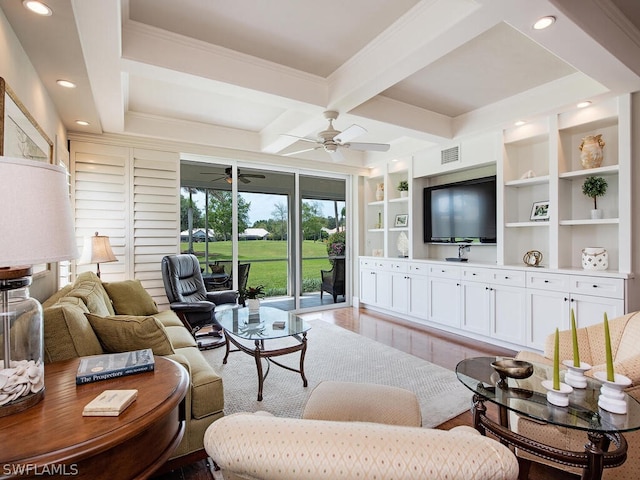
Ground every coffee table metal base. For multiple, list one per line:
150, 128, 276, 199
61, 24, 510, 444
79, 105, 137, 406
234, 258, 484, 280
223, 332, 308, 401
471, 394, 628, 480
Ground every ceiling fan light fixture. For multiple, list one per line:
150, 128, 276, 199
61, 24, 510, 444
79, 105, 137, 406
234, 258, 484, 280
577, 101, 592, 109
533, 16, 555, 30
56, 79, 76, 88
225, 176, 233, 184
23, 0, 52, 16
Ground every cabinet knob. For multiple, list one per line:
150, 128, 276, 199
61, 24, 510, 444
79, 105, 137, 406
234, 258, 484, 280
472, 273, 477, 276
564, 297, 569, 302
504, 276, 509, 279
544, 280, 549, 283
593, 285, 598, 288
571, 298, 575, 303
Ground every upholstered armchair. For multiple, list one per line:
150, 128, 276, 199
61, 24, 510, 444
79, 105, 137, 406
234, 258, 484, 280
515, 311, 640, 480
204, 381, 519, 480
320, 257, 345, 303
161, 254, 237, 349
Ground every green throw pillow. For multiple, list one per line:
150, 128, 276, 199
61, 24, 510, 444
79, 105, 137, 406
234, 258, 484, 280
86, 314, 175, 356
103, 279, 159, 316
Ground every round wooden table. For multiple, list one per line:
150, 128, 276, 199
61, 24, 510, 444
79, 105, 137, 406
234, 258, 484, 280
0, 356, 188, 479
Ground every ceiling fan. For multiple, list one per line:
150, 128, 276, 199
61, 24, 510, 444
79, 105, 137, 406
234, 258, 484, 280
201, 167, 266, 184
283, 111, 390, 161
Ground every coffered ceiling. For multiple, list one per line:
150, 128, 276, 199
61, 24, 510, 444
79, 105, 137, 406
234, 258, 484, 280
2, 0, 640, 167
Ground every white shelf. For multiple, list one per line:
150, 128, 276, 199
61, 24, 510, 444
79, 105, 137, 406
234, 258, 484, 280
389, 227, 409, 232
504, 175, 550, 187
505, 221, 550, 228
367, 228, 384, 233
388, 197, 409, 203
367, 200, 384, 206
559, 165, 619, 179
559, 218, 619, 226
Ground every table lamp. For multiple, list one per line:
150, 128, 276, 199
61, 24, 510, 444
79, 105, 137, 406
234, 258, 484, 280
78, 232, 116, 278
0, 157, 77, 416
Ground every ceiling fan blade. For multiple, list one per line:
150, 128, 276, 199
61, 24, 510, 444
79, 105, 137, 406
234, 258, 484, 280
334, 124, 366, 144
239, 176, 251, 184
282, 134, 319, 144
241, 174, 266, 179
328, 149, 345, 162
206, 175, 227, 182
282, 146, 321, 156
345, 142, 390, 152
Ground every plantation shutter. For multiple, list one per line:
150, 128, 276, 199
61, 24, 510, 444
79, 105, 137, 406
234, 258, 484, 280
71, 142, 180, 308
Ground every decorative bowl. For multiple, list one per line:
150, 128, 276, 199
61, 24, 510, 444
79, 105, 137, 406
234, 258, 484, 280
491, 359, 534, 384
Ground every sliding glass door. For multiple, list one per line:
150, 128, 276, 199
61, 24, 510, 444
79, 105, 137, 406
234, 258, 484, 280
180, 160, 348, 311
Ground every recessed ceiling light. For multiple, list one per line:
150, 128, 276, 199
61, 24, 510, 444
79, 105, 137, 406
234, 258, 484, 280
75, 120, 90, 126
577, 101, 592, 109
533, 16, 556, 30
514, 120, 526, 126
56, 79, 76, 88
22, 1, 52, 16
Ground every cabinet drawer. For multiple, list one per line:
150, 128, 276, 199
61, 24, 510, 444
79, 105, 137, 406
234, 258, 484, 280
408, 263, 429, 275
570, 276, 624, 299
428, 265, 461, 279
491, 269, 525, 287
389, 262, 408, 273
461, 267, 493, 283
526, 271, 571, 291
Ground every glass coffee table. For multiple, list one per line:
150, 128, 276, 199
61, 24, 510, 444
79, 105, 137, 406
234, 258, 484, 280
215, 306, 311, 401
456, 356, 640, 480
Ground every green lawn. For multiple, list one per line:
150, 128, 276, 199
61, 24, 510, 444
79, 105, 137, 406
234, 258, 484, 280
182, 240, 333, 296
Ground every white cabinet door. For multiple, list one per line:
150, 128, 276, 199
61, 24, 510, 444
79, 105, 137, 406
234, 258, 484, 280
391, 273, 409, 314
408, 273, 430, 320
375, 270, 393, 309
359, 268, 377, 305
525, 289, 567, 351
491, 284, 526, 345
428, 277, 461, 328
572, 294, 625, 328
461, 281, 491, 335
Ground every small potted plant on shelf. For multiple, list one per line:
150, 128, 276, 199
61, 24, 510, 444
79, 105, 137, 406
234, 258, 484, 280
582, 176, 608, 219
240, 285, 265, 311
397, 180, 409, 198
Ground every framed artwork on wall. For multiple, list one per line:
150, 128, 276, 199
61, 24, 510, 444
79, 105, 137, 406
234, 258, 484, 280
0, 77, 53, 163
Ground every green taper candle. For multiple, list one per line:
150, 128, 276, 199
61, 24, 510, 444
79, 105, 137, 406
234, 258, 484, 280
553, 327, 560, 390
571, 309, 580, 367
604, 312, 614, 382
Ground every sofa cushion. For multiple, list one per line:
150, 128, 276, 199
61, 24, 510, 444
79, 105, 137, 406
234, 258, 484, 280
165, 325, 198, 349
103, 279, 159, 316
154, 310, 185, 328
42, 284, 75, 309
175, 346, 224, 418
67, 271, 115, 316
43, 299, 103, 363
86, 314, 175, 356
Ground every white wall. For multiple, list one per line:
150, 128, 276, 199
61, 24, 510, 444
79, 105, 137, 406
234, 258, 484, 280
1, 9, 68, 301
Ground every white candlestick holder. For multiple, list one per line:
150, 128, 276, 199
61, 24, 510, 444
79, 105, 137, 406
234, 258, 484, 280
594, 371, 631, 414
541, 380, 573, 407
562, 360, 592, 389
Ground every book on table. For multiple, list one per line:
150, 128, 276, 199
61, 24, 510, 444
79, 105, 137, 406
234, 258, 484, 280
76, 349, 155, 385
82, 389, 138, 416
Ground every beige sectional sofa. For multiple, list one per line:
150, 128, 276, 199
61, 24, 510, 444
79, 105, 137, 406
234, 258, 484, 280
42, 271, 224, 461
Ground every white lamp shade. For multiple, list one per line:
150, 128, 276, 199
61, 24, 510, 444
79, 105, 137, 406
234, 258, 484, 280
78, 233, 117, 265
0, 157, 77, 267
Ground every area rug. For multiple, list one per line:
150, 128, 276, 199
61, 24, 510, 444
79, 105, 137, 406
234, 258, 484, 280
202, 318, 472, 428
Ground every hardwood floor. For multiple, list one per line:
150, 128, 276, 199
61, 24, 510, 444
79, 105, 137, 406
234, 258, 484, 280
155, 306, 578, 480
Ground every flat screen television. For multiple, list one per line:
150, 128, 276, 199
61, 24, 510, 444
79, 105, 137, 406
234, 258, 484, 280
423, 176, 497, 243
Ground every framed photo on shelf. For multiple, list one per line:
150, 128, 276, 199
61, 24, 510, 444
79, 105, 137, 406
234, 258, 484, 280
394, 214, 408, 227
530, 201, 550, 221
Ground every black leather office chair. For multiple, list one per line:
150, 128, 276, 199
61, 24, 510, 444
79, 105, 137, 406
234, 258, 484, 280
161, 254, 238, 350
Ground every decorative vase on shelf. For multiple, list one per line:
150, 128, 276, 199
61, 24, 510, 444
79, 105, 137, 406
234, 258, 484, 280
594, 371, 631, 414
541, 380, 573, 407
581, 247, 608, 270
400, 191, 408, 198
579, 134, 605, 169
590, 209, 603, 220
562, 360, 592, 389
375, 183, 384, 201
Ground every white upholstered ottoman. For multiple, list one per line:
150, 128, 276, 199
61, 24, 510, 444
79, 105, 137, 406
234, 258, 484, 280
302, 380, 422, 427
